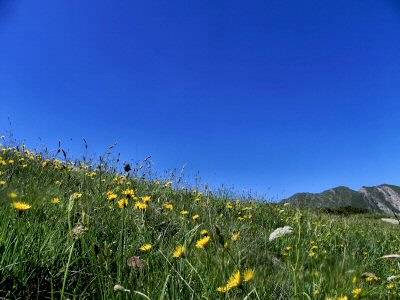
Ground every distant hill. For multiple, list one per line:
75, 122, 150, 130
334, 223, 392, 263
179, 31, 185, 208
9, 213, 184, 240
281, 184, 400, 214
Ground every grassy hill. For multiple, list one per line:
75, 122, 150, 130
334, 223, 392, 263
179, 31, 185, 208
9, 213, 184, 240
0, 146, 400, 299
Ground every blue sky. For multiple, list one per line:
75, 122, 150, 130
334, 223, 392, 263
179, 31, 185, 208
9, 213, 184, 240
1, 0, 400, 199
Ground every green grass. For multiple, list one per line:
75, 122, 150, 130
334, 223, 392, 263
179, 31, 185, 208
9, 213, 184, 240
0, 146, 399, 299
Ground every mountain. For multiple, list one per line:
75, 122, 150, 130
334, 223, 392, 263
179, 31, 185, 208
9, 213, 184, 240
281, 184, 400, 214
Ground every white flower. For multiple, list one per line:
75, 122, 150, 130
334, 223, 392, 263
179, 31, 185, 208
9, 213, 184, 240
269, 226, 293, 241
387, 275, 400, 282
114, 284, 130, 293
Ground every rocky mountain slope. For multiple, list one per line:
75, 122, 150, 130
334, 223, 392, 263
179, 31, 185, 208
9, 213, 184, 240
281, 184, 400, 214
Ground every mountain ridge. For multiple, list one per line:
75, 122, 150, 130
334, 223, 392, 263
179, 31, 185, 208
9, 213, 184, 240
281, 184, 400, 214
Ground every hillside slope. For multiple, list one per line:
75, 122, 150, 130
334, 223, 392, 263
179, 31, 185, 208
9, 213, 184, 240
282, 185, 400, 214
0, 146, 400, 299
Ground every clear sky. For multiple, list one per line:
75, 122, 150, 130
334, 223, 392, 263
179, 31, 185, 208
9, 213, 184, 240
1, 0, 400, 199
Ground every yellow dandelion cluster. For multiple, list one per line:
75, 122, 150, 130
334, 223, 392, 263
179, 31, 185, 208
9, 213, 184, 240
352, 287, 362, 299
217, 269, 255, 293
122, 188, 135, 198
135, 201, 148, 211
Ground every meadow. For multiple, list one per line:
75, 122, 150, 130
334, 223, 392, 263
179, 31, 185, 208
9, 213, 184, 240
0, 146, 399, 299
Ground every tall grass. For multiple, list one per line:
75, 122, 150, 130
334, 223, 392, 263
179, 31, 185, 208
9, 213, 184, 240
0, 146, 399, 299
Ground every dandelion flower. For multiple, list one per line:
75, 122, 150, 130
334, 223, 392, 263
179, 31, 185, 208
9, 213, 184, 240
172, 245, 186, 258
12, 201, 31, 212
226, 202, 234, 209
51, 197, 60, 204
141, 196, 151, 203
118, 198, 129, 208
180, 210, 189, 216
139, 243, 153, 253
0, 180, 6, 186
135, 202, 148, 211
195, 236, 211, 249
192, 214, 200, 221
243, 269, 255, 282
106, 191, 118, 201
231, 232, 240, 241
163, 203, 173, 211
217, 271, 241, 293
122, 189, 135, 198
352, 288, 362, 299
268, 226, 293, 241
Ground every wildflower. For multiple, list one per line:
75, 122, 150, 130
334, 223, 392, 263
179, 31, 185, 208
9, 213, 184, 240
113, 284, 130, 293
51, 197, 60, 204
12, 201, 31, 212
135, 202, 148, 211
106, 191, 118, 201
231, 232, 240, 241
141, 196, 151, 203
195, 236, 211, 249
163, 202, 173, 211
71, 192, 83, 200
139, 243, 153, 253
71, 223, 88, 239
268, 226, 293, 241
118, 198, 129, 208
0, 180, 6, 186
226, 202, 234, 209
362, 272, 379, 283
122, 189, 135, 198
180, 210, 189, 216
8, 192, 18, 199
192, 214, 200, 221
243, 269, 255, 282
200, 229, 209, 236
352, 288, 362, 299
217, 271, 241, 293
387, 283, 395, 290
172, 245, 186, 258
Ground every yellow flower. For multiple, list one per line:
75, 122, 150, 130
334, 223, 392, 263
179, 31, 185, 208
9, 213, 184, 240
141, 196, 151, 203
243, 269, 255, 282
8, 192, 18, 199
195, 236, 211, 249
180, 210, 189, 216
231, 232, 240, 241
226, 202, 234, 209
71, 192, 82, 200
106, 191, 118, 201
337, 296, 348, 300
172, 245, 186, 258
192, 214, 200, 221
122, 189, 135, 198
118, 198, 128, 208
352, 288, 362, 299
139, 243, 153, 253
135, 201, 148, 211
200, 229, 209, 236
0, 180, 6, 186
51, 197, 60, 204
387, 283, 395, 290
217, 271, 241, 293
163, 203, 173, 211
12, 201, 31, 212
